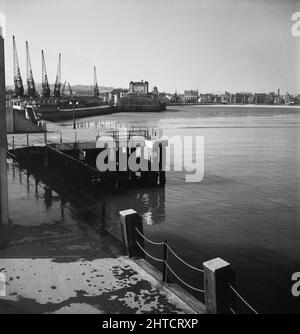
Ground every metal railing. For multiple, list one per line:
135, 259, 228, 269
6, 127, 154, 151
134, 226, 259, 314
106, 129, 151, 142
6, 131, 98, 150
229, 284, 259, 314
135, 227, 205, 294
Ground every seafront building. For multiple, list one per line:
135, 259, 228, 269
111, 80, 166, 112
183, 90, 199, 103
167, 89, 298, 105
129, 80, 149, 94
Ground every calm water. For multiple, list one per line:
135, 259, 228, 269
79, 105, 300, 313
8, 105, 300, 313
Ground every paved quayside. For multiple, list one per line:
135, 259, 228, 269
0, 257, 196, 314
0, 161, 198, 314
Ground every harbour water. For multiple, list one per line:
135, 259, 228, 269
7, 105, 300, 313
72, 105, 300, 314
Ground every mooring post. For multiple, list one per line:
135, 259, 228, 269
0, 26, 9, 225
119, 209, 144, 258
203, 257, 233, 314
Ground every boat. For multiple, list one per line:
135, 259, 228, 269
36, 104, 114, 121
115, 93, 166, 112
12, 97, 115, 121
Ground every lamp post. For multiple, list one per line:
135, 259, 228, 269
69, 99, 79, 129
0, 25, 9, 225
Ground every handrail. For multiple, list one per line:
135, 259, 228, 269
135, 227, 164, 246
165, 244, 204, 273
229, 307, 236, 315
164, 262, 204, 293
134, 229, 205, 295
133, 227, 259, 314
136, 241, 164, 263
229, 284, 259, 314
135, 227, 203, 273
7, 128, 153, 150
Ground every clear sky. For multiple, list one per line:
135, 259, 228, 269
0, 0, 299, 94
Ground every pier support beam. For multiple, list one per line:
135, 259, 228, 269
203, 257, 233, 314
119, 209, 144, 258
0, 26, 9, 225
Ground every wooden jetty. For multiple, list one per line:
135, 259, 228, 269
7, 123, 168, 189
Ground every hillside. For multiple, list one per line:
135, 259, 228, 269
6, 83, 115, 95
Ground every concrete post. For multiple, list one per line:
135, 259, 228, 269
119, 209, 144, 258
0, 26, 9, 225
203, 257, 233, 314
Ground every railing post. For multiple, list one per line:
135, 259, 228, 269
119, 209, 144, 258
203, 257, 233, 314
26, 133, 29, 146
162, 240, 168, 283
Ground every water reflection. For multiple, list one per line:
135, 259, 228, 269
3, 161, 126, 259
8, 159, 166, 231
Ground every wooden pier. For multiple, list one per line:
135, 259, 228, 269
7, 124, 168, 189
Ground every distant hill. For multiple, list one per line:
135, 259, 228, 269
6, 83, 115, 95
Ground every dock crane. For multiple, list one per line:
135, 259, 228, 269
13, 35, 24, 97
61, 81, 73, 96
54, 53, 61, 97
61, 80, 67, 96
41, 50, 50, 98
26, 41, 36, 97
68, 82, 73, 96
94, 66, 99, 98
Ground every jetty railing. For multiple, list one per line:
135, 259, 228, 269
119, 209, 259, 314
7, 131, 98, 150
6, 127, 156, 150
228, 284, 259, 314
135, 227, 205, 294
107, 129, 151, 142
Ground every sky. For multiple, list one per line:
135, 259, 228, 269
0, 0, 299, 94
